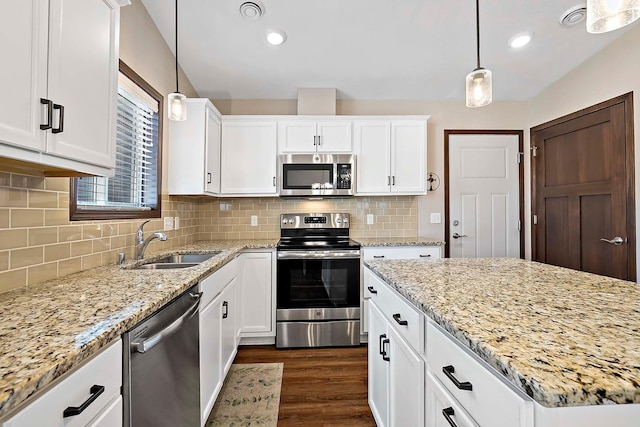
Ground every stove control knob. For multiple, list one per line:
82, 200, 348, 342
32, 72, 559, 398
336, 218, 342, 224
288, 219, 294, 224
343, 218, 349, 225
282, 218, 288, 225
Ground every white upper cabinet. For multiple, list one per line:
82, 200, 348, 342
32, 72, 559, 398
169, 99, 222, 196
355, 118, 428, 195
221, 120, 278, 196
278, 120, 352, 153
0, 0, 126, 176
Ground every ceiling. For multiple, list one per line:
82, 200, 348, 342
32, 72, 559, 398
141, 0, 638, 101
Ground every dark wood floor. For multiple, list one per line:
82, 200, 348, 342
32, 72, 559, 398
233, 345, 376, 427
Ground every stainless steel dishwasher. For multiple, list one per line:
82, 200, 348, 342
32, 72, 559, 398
123, 284, 202, 427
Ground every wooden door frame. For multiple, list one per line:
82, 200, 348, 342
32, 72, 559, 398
444, 130, 525, 258
530, 92, 636, 280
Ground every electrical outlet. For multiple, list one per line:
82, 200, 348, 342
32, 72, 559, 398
366, 214, 374, 225
174, 217, 180, 230
164, 217, 174, 231
219, 202, 231, 211
430, 213, 442, 224
251, 215, 258, 226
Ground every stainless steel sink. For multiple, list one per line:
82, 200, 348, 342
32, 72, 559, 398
129, 252, 221, 270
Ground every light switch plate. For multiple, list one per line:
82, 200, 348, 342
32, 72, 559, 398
174, 217, 180, 230
366, 214, 374, 225
164, 217, 174, 231
430, 213, 442, 224
251, 215, 258, 226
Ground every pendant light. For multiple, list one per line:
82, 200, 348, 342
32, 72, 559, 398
587, 0, 640, 33
168, 0, 187, 121
465, 0, 492, 108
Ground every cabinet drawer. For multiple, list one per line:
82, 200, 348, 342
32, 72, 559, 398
368, 270, 423, 353
427, 322, 533, 427
201, 258, 238, 308
5, 340, 122, 427
363, 246, 440, 260
426, 371, 478, 427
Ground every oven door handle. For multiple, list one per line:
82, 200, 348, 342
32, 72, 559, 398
277, 250, 361, 260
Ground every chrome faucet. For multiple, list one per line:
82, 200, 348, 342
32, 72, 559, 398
136, 220, 168, 260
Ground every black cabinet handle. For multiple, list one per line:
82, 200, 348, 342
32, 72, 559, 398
367, 286, 377, 294
419, 254, 431, 258
63, 384, 104, 417
393, 313, 408, 326
52, 104, 64, 134
443, 365, 473, 391
373, 255, 385, 259
379, 334, 386, 355
442, 407, 458, 427
392, 176, 396, 186
207, 173, 212, 184
40, 98, 53, 130
222, 301, 228, 319
382, 338, 390, 361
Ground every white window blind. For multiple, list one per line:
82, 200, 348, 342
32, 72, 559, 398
76, 72, 160, 211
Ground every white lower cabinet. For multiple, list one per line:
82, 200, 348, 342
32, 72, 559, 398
199, 258, 240, 426
367, 269, 424, 427
425, 372, 478, 427
239, 251, 274, 338
3, 340, 122, 427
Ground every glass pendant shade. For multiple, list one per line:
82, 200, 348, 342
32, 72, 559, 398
168, 92, 187, 121
465, 68, 492, 108
587, 0, 640, 33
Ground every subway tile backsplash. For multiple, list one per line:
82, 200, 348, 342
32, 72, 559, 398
0, 170, 418, 293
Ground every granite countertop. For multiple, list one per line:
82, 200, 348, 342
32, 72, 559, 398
0, 239, 276, 419
365, 257, 640, 408
355, 237, 445, 247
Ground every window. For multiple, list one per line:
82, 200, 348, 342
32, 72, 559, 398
70, 61, 163, 220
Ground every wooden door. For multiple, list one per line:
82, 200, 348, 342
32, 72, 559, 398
445, 130, 524, 259
531, 93, 635, 280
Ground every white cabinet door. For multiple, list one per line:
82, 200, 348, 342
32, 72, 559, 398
200, 294, 223, 427
46, 0, 118, 169
205, 107, 221, 194
354, 121, 391, 194
388, 326, 425, 427
88, 396, 122, 427
368, 302, 389, 427
391, 121, 426, 194
220, 278, 239, 377
316, 121, 352, 152
221, 121, 277, 195
426, 372, 478, 427
239, 252, 273, 335
0, 0, 48, 152
277, 121, 316, 152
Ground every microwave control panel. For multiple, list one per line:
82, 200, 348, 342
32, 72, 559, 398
336, 164, 352, 189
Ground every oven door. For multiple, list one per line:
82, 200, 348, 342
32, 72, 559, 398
277, 249, 361, 312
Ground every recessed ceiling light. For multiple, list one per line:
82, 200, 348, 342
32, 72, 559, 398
267, 29, 287, 46
509, 32, 533, 48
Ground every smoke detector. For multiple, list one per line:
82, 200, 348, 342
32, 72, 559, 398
239, 1, 264, 20
560, 4, 587, 26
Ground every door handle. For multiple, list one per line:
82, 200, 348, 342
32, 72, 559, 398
392, 176, 395, 186
382, 337, 390, 361
379, 334, 386, 355
222, 301, 229, 319
452, 233, 467, 239
40, 98, 53, 130
207, 173, 212, 184
273, 176, 276, 187
52, 104, 64, 134
600, 237, 624, 246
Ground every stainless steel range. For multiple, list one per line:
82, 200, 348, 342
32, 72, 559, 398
276, 213, 361, 348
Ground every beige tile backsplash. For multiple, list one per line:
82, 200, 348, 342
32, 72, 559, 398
0, 170, 418, 293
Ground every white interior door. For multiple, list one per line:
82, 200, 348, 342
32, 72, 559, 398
449, 134, 520, 258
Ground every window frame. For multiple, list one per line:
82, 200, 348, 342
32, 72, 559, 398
69, 60, 163, 221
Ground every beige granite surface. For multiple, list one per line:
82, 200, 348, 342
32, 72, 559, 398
0, 239, 276, 419
355, 237, 445, 247
365, 257, 640, 408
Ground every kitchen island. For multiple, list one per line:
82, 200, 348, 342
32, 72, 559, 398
365, 257, 640, 426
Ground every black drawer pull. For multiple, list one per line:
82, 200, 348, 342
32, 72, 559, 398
382, 337, 390, 361
63, 384, 104, 417
222, 301, 229, 319
419, 254, 431, 258
392, 313, 408, 326
40, 98, 53, 130
379, 334, 386, 356
373, 255, 385, 259
442, 407, 457, 427
52, 104, 64, 134
207, 172, 212, 184
443, 365, 473, 391
367, 286, 377, 294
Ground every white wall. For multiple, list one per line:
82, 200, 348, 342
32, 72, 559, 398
528, 23, 640, 275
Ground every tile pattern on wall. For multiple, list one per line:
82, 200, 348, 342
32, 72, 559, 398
0, 171, 200, 293
197, 196, 418, 241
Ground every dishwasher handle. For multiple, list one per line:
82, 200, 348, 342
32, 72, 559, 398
131, 292, 202, 354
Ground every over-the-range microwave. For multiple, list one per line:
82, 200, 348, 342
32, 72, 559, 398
278, 153, 355, 197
